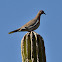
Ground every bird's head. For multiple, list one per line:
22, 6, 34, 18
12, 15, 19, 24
39, 10, 46, 15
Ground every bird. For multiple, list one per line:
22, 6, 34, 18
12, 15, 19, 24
8, 10, 46, 34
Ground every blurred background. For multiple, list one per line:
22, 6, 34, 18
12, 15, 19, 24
0, 0, 62, 62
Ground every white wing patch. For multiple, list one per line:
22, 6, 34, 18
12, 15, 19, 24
27, 19, 39, 29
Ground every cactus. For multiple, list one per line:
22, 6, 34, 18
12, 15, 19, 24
21, 31, 46, 62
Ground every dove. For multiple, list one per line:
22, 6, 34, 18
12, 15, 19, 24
8, 10, 46, 34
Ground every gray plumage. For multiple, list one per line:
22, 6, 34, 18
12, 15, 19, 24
8, 10, 46, 34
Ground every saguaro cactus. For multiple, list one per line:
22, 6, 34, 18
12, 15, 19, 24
21, 31, 46, 62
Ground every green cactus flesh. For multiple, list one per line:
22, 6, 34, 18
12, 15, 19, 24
21, 31, 46, 62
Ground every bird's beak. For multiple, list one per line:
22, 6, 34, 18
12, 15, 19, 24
44, 13, 46, 15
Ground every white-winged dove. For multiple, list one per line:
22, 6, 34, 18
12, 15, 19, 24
8, 10, 46, 34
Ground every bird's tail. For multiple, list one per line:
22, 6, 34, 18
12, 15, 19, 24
8, 29, 20, 34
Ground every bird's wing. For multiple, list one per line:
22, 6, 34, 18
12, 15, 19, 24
26, 19, 39, 29
19, 18, 39, 31
20, 18, 36, 28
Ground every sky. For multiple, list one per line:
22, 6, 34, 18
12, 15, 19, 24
0, 0, 62, 62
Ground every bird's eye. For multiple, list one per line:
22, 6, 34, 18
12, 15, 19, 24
42, 11, 44, 13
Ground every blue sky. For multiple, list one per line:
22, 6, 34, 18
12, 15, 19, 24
0, 0, 62, 62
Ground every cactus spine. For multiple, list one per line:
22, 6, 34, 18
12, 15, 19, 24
21, 31, 46, 62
